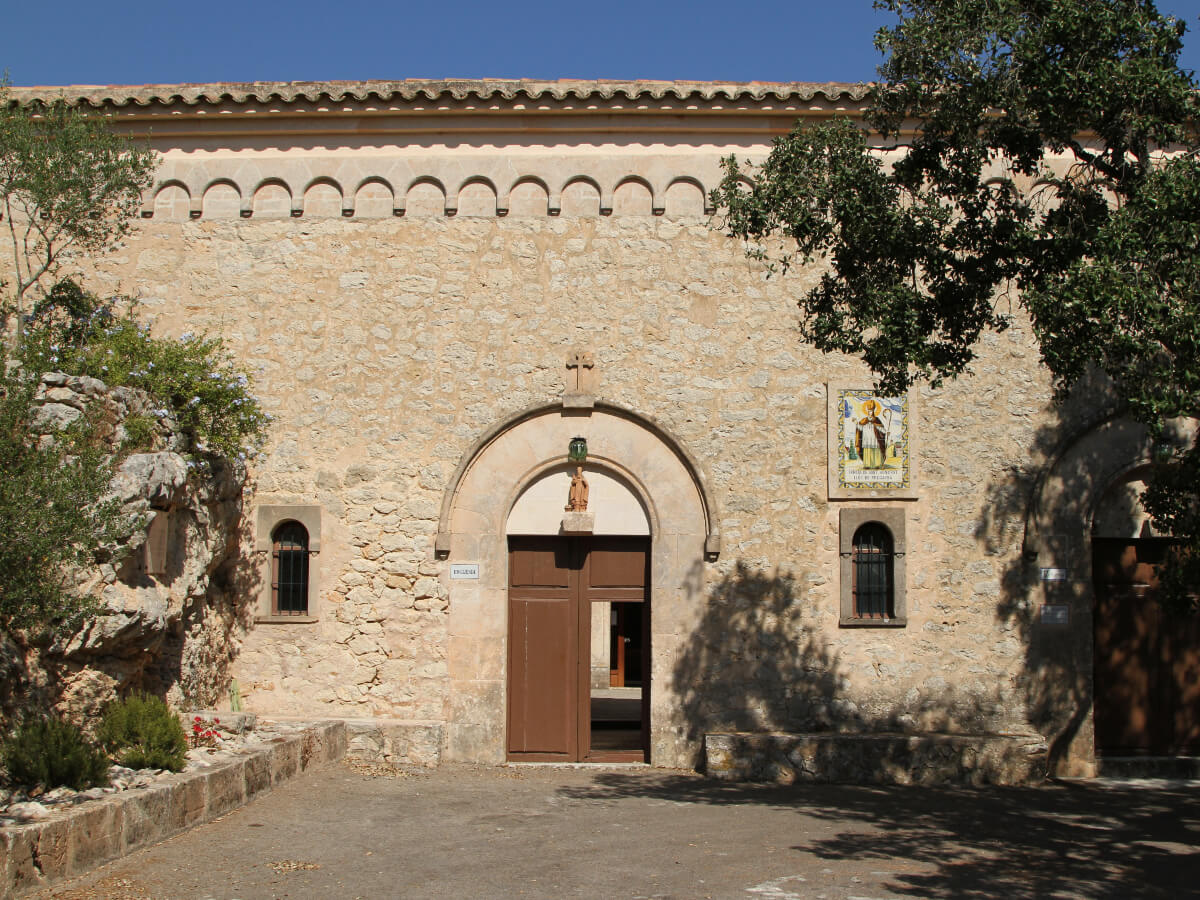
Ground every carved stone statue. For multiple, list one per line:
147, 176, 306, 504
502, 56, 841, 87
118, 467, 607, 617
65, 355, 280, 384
565, 466, 589, 511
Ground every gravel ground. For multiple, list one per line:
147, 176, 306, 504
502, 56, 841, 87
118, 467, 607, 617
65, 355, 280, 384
30, 762, 1200, 900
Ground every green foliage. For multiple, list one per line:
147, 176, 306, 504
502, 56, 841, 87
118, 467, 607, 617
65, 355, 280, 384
1, 717, 110, 790
120, 412, 157, 453
24, 280, 269, 460
0, 354, 123, 634
0, 90, 263, 641
96, 693, 188, 772
710, 0, 1200, 610
0, 84, 156, 325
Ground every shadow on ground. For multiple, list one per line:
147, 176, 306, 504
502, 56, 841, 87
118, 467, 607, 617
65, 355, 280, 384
558, 771, 1199, 899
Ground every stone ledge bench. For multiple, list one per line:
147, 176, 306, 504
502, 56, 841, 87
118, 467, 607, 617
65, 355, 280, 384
705, 731, 1048, 786
0, 720, 347, 898
343, 718, 444, 769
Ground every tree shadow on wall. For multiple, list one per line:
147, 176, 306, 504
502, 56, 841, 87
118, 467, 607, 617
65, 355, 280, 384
671, 560, 1009, 771
969, 376, 1189, 772
573, 551, 1195, 896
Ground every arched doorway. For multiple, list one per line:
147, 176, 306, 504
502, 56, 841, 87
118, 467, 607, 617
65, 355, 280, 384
507, 466, 652, 761
436, 403, 719, 767
1092, 468, 1200, 756
1023, 414, 1198, 774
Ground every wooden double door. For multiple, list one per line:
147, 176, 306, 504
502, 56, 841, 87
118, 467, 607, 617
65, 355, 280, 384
1093, 537, 1200, 755
507, 535, 649, 762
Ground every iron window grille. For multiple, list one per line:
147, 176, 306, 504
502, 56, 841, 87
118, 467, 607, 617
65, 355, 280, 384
271, 521, 311, 615
852, 522, 894, 619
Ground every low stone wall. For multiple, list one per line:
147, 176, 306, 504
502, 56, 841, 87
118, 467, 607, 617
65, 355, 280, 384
0, 721, 346, 898
705, 732, 1048, 786
343, 719, 443, 769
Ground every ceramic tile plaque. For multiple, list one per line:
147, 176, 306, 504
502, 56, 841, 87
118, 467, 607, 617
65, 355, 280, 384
827, 384, 918, 499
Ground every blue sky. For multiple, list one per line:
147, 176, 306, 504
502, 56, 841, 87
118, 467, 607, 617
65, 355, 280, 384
3, 0, 1200, 87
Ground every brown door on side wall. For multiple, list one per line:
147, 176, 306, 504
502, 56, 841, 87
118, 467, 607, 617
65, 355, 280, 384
507, 535, 649, 762
1093, 537, 1200, 756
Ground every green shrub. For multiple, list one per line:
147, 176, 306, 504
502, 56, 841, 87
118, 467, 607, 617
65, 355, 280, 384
1, 717, 110, 790
119, 412, 157, 453
96, 693, 188, 772
0, 357, 123, 634
24, 280, 269, 460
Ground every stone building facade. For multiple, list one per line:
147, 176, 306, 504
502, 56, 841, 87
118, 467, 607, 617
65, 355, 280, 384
10, 79, 1193, 779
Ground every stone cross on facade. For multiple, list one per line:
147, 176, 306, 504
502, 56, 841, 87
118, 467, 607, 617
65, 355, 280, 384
563, 350, 596, 409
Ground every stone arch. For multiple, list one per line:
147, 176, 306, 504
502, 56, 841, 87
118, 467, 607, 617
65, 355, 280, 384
1092, 464, 1161, 539
456, 176, 498, 217
200, 179, 241, 218
405, 176, 446, 217
560, 176, 602, 217
251, 178, 293, 218
436, 401, 720, 767
506, 177, 550, 216
508, 465, 651, 536
612, 176, 654, 216
302, 177, 344, 217
1024, 415, 1174, 574
152, 180, 191, 220
353, 176, 395, 218
663, 177, 707, 217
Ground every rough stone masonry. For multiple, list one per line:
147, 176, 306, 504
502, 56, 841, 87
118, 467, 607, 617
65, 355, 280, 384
4, 79, 1155, 778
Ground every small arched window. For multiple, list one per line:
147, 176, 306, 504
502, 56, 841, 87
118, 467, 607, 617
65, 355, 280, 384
271, 521, 310, 615
852, 522, 894, 619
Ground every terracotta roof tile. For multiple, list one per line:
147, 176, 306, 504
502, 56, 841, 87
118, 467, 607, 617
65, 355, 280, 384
7, 79, 872, 109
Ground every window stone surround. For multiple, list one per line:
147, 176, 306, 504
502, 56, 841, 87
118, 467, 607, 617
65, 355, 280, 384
839, 506, 907, 627
255, 505, 322, 624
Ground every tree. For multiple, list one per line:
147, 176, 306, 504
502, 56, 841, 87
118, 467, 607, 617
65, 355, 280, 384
0, 84, 156, 334
0, 361, 123, 633
0, 90, 152, 635
711, 0, 1200, 609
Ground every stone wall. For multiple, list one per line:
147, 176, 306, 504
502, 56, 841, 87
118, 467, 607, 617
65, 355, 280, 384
74, 207, 1063, 766
2, 78, 1112, 772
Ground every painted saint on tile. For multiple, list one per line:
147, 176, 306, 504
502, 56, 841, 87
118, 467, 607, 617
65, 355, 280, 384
838, 391, 909, 490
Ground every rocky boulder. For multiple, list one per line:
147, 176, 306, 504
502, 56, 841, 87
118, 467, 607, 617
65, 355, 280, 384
1, 373, 252, 730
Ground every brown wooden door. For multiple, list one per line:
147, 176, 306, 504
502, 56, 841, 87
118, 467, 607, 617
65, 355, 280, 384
507, 536, 649, 762
508, 537, 577, 759
584, 538, 650, 761
1093, 537, 1200, 755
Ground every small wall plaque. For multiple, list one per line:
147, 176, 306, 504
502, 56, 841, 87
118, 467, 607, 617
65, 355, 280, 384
1040, 604, 1070, 625
450, 563, 480, 580
1039, 567, 1068, 582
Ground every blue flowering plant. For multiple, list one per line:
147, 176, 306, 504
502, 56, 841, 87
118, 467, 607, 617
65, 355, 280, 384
23, 279, 269, 460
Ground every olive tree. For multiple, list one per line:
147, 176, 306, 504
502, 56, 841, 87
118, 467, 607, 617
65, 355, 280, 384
0, 85, 156, 333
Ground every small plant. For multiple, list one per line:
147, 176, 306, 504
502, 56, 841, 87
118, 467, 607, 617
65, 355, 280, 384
190, 715, 222, 749
1, 717, 110, 790
119, 412, 157, 453
96, 693, 188, 772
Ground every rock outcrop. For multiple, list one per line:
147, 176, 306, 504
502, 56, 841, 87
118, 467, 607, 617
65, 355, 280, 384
0, 373, 251, 730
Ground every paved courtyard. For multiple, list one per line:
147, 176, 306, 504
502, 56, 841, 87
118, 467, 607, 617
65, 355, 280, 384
36, 763, 1199, 900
